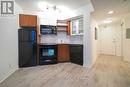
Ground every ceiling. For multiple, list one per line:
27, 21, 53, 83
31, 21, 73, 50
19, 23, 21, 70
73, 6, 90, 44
91, 0, 130, 25
15, 0, 90, 12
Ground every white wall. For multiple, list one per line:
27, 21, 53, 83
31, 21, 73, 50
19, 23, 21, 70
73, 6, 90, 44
0, 3, 22, 83
90, 18, 100, 65
74, 3, 94, 68
122, 13, 130, 62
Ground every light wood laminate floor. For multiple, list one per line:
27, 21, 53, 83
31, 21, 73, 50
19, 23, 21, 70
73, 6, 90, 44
0, 55, 130, 87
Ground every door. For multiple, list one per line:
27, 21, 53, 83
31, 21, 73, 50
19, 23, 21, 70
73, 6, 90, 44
28, 15, 37, 27
58, 44, 70, 62
19, 29, 30, 42
19, 42, 34, 67
100, 24, 122, 56
19, 29, 36, 42
70, 45, 83, 65
19, 14, 37, 27
19, 14, 29, 27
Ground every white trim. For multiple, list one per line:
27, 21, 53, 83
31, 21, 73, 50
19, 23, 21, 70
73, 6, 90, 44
83, 64, 91, 69
0, 67, 18, 83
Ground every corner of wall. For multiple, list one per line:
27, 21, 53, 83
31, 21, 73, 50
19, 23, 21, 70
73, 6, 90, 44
0, 67, 18, 83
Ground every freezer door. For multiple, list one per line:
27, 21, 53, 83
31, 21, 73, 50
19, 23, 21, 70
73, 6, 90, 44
18, 29, 30, 42
18, 29, 36, 42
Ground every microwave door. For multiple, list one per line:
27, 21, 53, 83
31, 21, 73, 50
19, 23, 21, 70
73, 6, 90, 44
40, 25, 56, 35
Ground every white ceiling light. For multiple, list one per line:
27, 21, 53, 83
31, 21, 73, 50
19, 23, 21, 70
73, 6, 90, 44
108, 11, 114, 14
37, 2, 76, 20
38, 2, 54, 10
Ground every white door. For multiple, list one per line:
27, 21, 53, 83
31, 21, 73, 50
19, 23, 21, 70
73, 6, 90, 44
100, 24, 122, 56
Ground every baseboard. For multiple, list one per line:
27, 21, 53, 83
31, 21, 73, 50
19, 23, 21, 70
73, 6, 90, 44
83, 64, 91, 69
0, 67, 18, 83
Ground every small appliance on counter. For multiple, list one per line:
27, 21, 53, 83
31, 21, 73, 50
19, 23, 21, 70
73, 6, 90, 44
18, 28, 37, 67
40, 25, 57, 35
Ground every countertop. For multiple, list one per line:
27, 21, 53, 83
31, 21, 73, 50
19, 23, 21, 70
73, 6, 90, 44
38, 43, 57, 45
37, 43, 83, 45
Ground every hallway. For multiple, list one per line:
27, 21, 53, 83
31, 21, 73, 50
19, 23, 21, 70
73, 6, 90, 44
89, 55, 130, 87
0, 55, 130, 87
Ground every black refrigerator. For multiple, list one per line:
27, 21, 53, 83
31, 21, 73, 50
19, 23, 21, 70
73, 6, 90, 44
18, 29, 37, 68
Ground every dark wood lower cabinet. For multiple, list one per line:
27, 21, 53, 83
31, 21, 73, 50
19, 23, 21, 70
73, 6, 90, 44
58, 44, 70, 62
36, 44, 83, 65
70, 44, 83, 65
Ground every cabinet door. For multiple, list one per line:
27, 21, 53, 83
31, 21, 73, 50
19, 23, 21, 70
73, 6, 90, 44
58, 44, 70, 62
70, 18, 83, 35
67, 21, 71, 35
19, 14, 37, 27
19, 14, 29, 27
78, 18, 83, 35
28, 15, 37, 27
70, 45, 83, 65
71, 20, 78, 35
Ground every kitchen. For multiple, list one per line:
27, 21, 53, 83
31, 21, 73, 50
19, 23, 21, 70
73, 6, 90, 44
1, 0, 130, 87
15, 0, 95, 69
0, 0, 96, 84
18, 13, 84, 67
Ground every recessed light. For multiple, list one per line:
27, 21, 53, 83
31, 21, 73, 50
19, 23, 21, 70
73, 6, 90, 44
104, 20, 112, 24
108, 11, 114, 14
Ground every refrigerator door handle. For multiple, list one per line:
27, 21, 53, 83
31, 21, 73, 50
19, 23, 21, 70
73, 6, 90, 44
30, 30, 36, 42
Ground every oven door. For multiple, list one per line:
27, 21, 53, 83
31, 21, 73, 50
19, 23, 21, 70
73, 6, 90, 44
40, 45, 57, 60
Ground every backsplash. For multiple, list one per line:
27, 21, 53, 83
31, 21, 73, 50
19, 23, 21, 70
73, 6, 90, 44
57, 32, 70, 43
41, 32, 83, 44
41, 35, 58, 43
69, 35, 83, 44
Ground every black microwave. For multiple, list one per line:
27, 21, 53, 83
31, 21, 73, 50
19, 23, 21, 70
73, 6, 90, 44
40, 25, 57, 35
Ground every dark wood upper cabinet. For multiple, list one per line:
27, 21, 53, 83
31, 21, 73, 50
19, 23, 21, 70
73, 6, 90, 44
58, 44, 70, 62
19, 14, 37, 27
67, 21, 71, 35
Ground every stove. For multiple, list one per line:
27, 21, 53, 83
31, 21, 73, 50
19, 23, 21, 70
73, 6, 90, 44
39, 44, 57, 65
